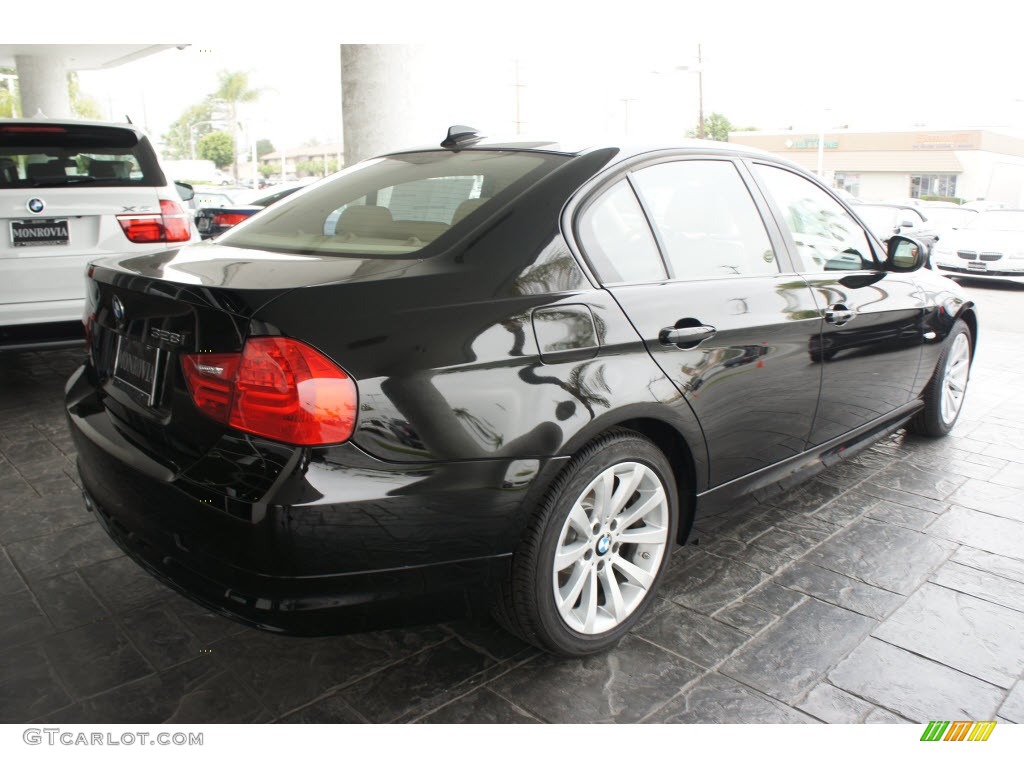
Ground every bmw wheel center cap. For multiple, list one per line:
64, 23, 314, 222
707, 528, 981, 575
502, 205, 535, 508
27, 198, 45, 213
596, 534, 612, 556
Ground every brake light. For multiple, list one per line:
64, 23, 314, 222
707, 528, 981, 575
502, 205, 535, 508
0, 125, 67, 133
212, 212, 251, 228
181, 338, 357, 446
117, 199, 192, 244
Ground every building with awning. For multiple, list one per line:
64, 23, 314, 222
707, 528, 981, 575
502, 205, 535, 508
730, 128, 1024, 205
0, 45, 185, 119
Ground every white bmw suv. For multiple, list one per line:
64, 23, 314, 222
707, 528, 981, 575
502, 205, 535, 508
0, 118, 198, 349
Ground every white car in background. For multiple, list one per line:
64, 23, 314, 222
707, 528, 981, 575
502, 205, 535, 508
931, 208, 1024, 283
0, 118, 198, 350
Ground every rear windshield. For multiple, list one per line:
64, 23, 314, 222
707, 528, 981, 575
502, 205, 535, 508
0, 123, 165, 188
218, 149, 571, 257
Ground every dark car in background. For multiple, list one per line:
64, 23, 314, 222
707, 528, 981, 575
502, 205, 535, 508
66, 128, 977, 656
194, 179, 314, 239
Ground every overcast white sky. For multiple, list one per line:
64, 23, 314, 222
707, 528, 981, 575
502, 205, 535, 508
16, 0, 1024, 153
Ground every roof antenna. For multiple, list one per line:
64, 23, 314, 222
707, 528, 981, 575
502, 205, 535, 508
125, 114, 133, 124
441, 125, 482, 149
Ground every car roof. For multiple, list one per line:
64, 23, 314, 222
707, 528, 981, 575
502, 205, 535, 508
0, 116, 149, 140
383, 133, 794, 168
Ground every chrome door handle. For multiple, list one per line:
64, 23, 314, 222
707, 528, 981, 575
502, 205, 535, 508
660, 325, 717, 346
825, 305, 856, 326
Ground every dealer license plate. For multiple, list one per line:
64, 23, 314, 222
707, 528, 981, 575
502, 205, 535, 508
113, 336, 165, 407
10, 218, 70, 247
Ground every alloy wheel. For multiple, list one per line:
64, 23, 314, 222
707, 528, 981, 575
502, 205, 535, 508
551, 461, 669, 635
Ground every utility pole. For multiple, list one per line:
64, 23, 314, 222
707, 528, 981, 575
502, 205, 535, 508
512, 59, 526, 135
621, 98, 636, 136
697, 44, 705, 140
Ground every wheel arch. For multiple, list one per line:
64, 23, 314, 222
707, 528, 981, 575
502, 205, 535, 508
956, 305, 978, 358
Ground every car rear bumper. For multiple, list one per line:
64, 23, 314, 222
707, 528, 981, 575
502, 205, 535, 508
65, 364, 554, 635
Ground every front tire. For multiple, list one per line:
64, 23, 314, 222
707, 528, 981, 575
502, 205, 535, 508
909, 318, 972, 436
496, 430, 678, 656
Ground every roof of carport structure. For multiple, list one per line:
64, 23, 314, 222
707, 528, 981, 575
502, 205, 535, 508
0, 44, 186, 70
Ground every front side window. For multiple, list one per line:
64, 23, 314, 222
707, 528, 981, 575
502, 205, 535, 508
630, 159, 778, 279
755, 164, 876, 272
576, 180, 666, 284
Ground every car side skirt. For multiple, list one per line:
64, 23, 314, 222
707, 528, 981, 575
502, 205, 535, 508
694, 399, 923, 519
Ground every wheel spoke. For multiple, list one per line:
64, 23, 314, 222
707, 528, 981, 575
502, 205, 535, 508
567, 502, 592, 538
559, 562, 589, 610
554, 539, 591, 572
616, 486, 665, 531
593, 470, 615, 525
611, 554, 654, 589
616, 524, 666, 545
599, 567, 627, 623
581, 567, 599, 633
608, 464, 644, 520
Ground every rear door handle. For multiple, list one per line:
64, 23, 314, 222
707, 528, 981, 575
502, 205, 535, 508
660, 325, 717, 346
825, 305, 856, 326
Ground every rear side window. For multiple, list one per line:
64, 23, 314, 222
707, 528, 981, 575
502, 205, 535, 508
576, 180, 666, 283
0, 123, 165, 188
219, 150, 569, 257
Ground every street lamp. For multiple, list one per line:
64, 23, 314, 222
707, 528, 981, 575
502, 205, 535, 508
653, 45, 705, 139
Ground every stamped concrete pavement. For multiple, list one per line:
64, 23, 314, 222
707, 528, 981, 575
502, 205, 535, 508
1, 282, 1022, 724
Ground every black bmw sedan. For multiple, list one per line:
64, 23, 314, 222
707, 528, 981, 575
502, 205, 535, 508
65, 127, 976, 656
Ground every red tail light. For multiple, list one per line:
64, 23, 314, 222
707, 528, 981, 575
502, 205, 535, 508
212, 212, 251, 228
181, 338, 357, 446
117, 199, 192, 244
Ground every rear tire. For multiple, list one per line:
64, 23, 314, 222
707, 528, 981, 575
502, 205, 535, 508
909, 319, 972, 436
495, 430, 678, 656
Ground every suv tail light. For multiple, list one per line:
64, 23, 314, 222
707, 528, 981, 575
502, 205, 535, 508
117, 199, 192, 243
181, 338, 357, 446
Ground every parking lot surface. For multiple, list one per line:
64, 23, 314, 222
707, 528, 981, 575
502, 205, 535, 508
2, 283, 1023, 724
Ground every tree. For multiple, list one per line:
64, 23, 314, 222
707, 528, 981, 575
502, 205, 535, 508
0, 68, 18, 118
686, 112, 756, 142
256, 139, 275, 159
210, 70, 263, 181
162, 102, 217, 160
197, 131, 234, 168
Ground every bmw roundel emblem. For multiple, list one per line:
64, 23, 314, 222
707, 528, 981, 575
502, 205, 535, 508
596, 534, 612, 556
112, 296, 125, 324
27, 198, 45, 214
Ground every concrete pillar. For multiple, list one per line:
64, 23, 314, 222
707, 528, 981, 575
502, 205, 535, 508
14, 54, 71, 119
340, 45, 423, 166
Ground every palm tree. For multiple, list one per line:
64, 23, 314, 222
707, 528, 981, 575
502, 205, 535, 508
210, 70, 262, 182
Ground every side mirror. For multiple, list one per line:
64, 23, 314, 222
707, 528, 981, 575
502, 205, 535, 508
886, 235, 925, 272
900, 220, 915, 229
174, 181, 195, 202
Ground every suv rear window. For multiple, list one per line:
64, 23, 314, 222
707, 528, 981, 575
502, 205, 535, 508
218, 149, 570, 257
0, 123, 165, 189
